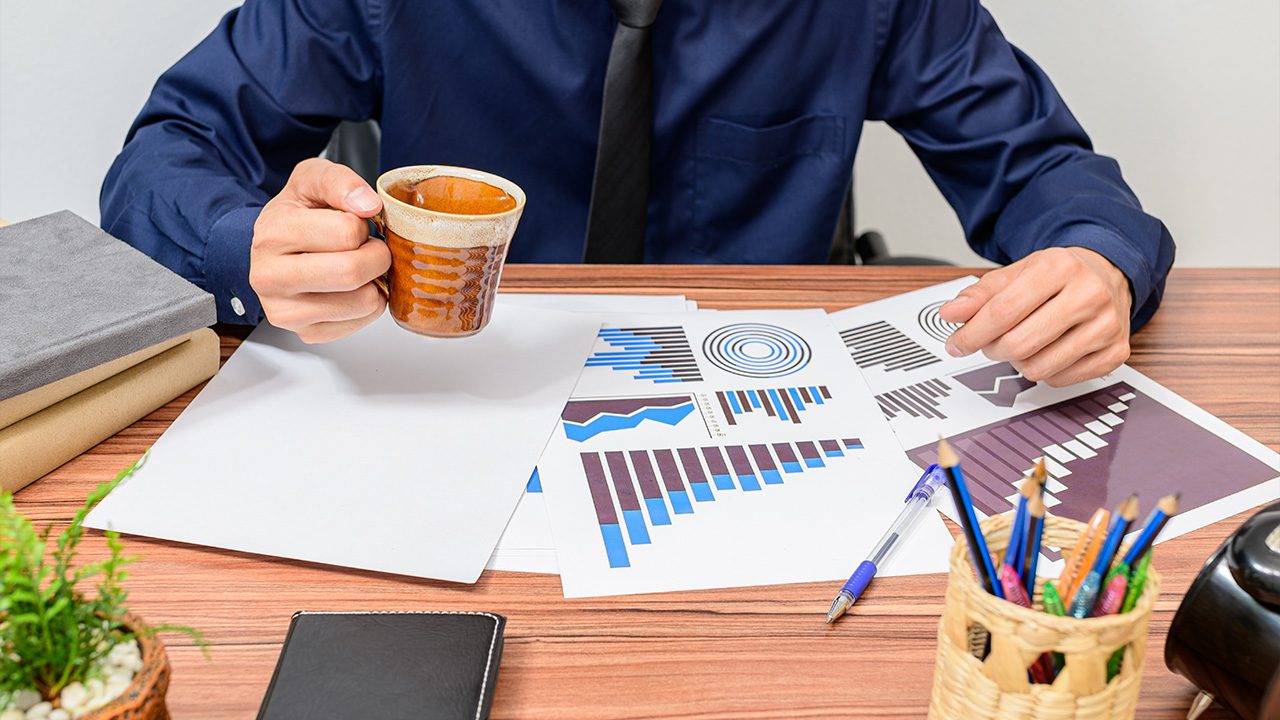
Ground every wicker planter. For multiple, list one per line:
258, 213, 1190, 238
72, 616, 171, 720
927, 514, 1161, 719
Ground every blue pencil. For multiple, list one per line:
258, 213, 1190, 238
1069, 495, 1139, 618
1121, 494, 1180, 567
937, 439, 1003, 598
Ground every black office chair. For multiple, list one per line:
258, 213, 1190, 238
325, 120, 951, 267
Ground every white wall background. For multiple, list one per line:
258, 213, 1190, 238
2, 1, 1277, 267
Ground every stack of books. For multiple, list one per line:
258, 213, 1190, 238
0, 211, 219, 493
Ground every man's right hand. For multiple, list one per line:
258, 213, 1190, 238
249, 158, 391, 343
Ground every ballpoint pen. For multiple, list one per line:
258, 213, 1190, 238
826, 464, 946, 624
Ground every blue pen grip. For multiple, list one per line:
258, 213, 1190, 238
841, 560, 878, 602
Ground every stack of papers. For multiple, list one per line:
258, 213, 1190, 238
86, 281, 1279, 597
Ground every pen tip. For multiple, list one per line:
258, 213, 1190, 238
936, 437, 958, 467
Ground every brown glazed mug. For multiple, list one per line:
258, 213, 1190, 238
372, 165, 526, 337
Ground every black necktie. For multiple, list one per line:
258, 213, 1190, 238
583, 0, 663, 263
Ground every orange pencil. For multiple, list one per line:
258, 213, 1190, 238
1058, 507, 1110, 603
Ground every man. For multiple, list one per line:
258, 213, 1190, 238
101, 0, 1174, 387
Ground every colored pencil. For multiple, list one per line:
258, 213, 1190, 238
1021, 491, 1046, 595
1092, 567, 1129, 616
937, 439, 1003, 598
1069, 496, 1139, 618
1003, 477, 1034, 577
1120, 551, 1153, 614
1121, 494, 1179, 567
1042, 582, 1067, 673
999, 564, 1030, 607
1058, 507, 1110, 604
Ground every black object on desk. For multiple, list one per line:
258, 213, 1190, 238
1166, 501, 1280, 720
258, 611, 506, 720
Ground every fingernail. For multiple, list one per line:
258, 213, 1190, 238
945, 339, 964, 357
345, 186, 379, 213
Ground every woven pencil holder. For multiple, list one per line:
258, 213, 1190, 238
927, 514, 1161, 720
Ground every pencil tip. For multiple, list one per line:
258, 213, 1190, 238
936, 437, 958, 467
1159, 494, 1181, 515
1032, 458, 1048, 484
1121, 495, 1140, 520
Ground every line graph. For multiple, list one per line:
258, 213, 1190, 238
560, 396, 696, 442
953, 362, 1037, 407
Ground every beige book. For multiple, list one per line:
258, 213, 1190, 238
0, 332, 191, 430
0, 328, 220, 494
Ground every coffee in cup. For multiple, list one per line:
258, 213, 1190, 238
375, 166, 525, 337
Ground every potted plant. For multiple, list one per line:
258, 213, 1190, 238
1, 457, 203, 720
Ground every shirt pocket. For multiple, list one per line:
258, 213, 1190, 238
693, 114, 845, 258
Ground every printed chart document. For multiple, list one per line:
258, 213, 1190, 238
86, 300, 603, 584
538, 308, 953, 597
829, 278, 1280, 565
487, 293, 694, 574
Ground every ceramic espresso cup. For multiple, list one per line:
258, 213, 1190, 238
374, 165, 525, 337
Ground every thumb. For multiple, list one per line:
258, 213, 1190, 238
286, 158, 382, 217
939, 268, 1018, 324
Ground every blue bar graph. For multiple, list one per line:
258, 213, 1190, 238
718, 386, 831, 426
578, 437, 866, 569
587, 327, 703, 383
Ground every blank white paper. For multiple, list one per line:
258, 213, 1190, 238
85, 300, 603, 584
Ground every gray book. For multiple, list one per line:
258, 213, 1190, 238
0, 211, 216, 401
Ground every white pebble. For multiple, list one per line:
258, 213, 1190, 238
46, 711, 69, 720
12, 691, 40, 712
2, 709, 25, 720
84, 681, 103, 701
56, 684, 85, 711
24, 702, 52, 719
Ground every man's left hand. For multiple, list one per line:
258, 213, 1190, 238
938, 247, 1133, 387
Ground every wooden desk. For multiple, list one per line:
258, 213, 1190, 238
13, 266, 1279, 719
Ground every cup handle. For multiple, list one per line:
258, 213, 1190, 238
368, 213, 390, 298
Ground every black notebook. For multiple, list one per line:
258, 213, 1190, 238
258, 611, 506, 720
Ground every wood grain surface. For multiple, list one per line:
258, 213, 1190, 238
12, 266, 1279, 719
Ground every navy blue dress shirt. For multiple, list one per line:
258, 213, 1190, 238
101, 0, 1174, 327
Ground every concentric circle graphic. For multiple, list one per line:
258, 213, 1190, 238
917, 301, 962, 344
702, 323, 812, 378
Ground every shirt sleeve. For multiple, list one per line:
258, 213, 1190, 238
867, 0, 1175, 330
99, 0, 383, 324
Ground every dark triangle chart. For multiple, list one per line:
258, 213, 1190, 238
830, 277, 1279, 569
905, 382, 1279, 523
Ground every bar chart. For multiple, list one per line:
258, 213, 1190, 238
905, 382, 1279, 523
876, 379, 953, 420
587, 327, 703, 383
841, 320, 941, 372
580, 438, 865, 568
715, 386, 832, 425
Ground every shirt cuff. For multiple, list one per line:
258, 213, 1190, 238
1047, 223, 1153, 325
204, 205, 264, 325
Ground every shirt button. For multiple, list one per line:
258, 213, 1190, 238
230, 296, 246, 316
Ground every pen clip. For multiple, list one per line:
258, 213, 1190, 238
904, 464, 943, 503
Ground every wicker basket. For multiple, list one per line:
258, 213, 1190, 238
927, 514, 1161, 719
77, 616, 171, 720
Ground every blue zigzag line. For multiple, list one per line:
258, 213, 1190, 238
563, 403, 695, 442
